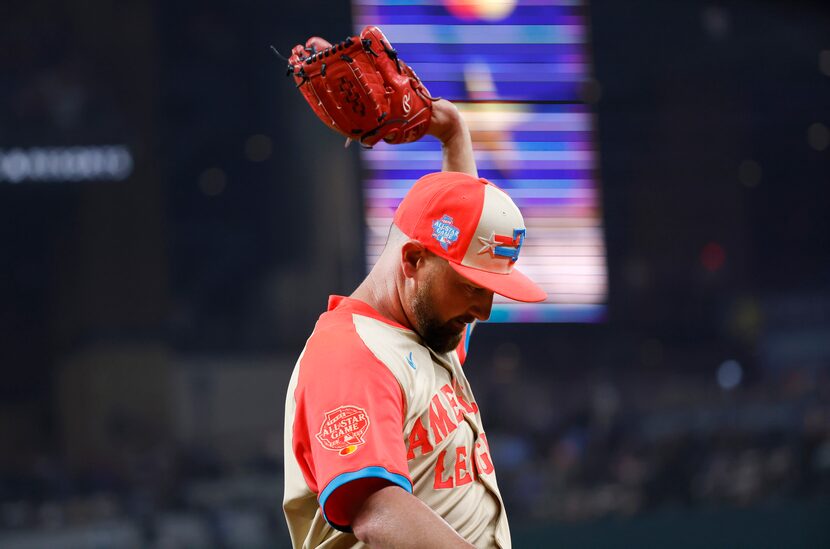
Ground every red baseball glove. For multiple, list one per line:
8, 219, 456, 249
286, 26, 436, 148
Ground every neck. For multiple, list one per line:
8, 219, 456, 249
351, 261, 414, 331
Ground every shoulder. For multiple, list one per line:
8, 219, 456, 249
298, 308, 381, 378
297, 306, 418, 387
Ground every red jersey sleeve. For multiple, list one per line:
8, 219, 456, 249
291, 313, 412, 531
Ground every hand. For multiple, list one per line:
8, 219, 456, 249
426, 99, 466, 144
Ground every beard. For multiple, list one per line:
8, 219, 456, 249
411, 276, 465, 354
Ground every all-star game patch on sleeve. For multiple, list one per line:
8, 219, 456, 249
291, 314, 412, 532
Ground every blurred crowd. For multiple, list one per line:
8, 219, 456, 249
483, 364, 830, 523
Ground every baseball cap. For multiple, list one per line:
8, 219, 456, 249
393, 171, 547, 303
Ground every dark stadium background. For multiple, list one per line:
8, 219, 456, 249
1, 0, 828, 546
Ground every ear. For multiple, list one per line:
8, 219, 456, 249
400, 241, 428, 279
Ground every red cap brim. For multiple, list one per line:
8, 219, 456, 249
448, 262, 547, 303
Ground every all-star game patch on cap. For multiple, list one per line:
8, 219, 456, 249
393, 171, 547, 303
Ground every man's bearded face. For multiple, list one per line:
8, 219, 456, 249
411, 268, 468, 354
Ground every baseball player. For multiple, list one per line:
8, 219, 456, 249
282, 27, 546, 548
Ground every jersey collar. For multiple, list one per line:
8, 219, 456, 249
327, 295, 413, 332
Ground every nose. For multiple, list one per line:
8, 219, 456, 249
469, 290, 494, 322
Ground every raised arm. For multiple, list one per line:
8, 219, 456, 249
427, 99, 478, 178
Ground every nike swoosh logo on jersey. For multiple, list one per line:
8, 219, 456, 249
405, 352, 416, 370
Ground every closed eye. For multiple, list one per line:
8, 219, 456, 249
463, 282, 487, 296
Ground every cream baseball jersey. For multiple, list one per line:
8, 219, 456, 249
283, 295, 510, 548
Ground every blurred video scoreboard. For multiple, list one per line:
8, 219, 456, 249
354, 0, 606, 322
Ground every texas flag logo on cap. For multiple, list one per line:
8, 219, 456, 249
478, 229, 525, 263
